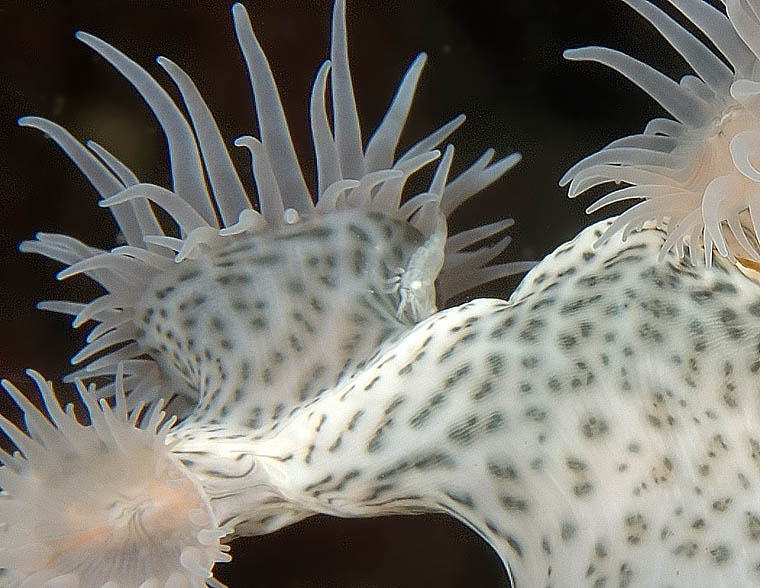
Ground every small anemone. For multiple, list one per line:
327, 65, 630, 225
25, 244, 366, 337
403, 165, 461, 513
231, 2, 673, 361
20, 0, 531, 410
0, 369, 231, 587
562, 0, 760, 265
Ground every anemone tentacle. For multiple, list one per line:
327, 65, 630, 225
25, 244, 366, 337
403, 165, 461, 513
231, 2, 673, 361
562, 0, 760, 265
21, 1, 528, 415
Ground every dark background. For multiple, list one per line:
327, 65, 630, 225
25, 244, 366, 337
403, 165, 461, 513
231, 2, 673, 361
0, 1, 716, 587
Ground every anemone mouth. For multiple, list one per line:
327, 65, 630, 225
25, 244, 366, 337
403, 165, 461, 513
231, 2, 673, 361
20, 0, 531, 414
0, 369, 231, 587
562, 0, 760, 265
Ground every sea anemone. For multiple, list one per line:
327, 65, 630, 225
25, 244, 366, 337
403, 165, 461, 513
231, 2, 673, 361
10, 1, 760, 587
19, 0, 530, 416
0, 368, 230, 587
561, 0, 760, 264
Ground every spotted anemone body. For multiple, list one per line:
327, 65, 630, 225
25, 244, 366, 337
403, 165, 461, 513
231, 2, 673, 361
137, 208, 439, 426
169, 218, 760, 587
16, 217, 760, 587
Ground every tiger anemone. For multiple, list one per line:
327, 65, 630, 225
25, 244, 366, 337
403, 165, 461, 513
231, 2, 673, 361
3, 1, 529, 585
562, 0, 760, 265
17, 1, 530, 417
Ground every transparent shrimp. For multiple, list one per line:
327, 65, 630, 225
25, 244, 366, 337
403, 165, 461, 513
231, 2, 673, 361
387, 210, 447, 322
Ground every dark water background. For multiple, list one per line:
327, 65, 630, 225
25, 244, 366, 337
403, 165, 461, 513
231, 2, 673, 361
0, 1, 717, 586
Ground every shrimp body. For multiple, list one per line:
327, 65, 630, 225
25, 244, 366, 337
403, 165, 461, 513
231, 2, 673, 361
388, 210, 447, 323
